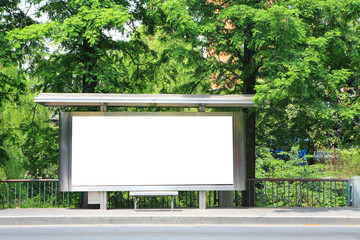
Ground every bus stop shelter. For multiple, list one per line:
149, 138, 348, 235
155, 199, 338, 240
34, 93, 256, 209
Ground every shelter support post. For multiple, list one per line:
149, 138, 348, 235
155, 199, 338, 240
100, 103, 107, 112
99, 104, 108, 210
199, 191, 206, 209
242, 109, 256, 207
100, 191, 107, 210
198, 104, 206, 209
350, 177, 360, 208
87, 191, 107, 210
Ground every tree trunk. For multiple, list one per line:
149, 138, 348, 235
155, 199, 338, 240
242, 109, 256, 207
81, 41, 98, 93
241, 43, 257, 207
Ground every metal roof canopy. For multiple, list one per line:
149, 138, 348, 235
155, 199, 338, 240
34, 93, 255, 108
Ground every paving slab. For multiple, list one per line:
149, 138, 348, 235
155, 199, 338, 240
1, 208, 360, 225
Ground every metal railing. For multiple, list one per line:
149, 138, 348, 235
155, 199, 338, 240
0, 179, 220, 209
0, 179, 80, 208
247, 179, 350, 207
0, 179, 351, 209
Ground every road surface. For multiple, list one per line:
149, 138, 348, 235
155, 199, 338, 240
0, 224, 359, 240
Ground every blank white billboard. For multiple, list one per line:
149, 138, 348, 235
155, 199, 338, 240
71, 115, 234, 186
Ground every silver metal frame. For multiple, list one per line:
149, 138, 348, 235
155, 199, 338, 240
59, 112, 246, 192
35, 93, 255, 108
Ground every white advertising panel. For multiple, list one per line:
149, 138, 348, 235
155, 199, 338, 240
59, 112, 246, 191
71, 115, 234, 186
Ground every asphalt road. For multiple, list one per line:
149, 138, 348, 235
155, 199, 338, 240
1, 224, 360, 240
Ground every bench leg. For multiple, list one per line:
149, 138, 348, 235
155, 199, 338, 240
134, 197, 137, 212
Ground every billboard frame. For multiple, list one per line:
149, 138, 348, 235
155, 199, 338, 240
59, 111, 246, 192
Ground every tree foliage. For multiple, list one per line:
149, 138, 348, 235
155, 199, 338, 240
7, 0, 156, 93
0, 74, 58, 179
148, 0, 360, 150
254, 0, 360, 149
1, 0, 360, 179
0, 0, 30, 104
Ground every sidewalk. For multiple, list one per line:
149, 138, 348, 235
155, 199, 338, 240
1, 208, 360, 225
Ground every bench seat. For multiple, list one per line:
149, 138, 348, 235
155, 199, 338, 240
129, 191, 179, 212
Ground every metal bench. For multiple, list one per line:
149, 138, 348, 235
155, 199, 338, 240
129, 191, 179, 212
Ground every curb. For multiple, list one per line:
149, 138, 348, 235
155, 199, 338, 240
1, 216, 360, 226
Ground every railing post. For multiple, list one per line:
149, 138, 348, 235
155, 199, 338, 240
2, 182, 4, 208
347, 181, 352, 207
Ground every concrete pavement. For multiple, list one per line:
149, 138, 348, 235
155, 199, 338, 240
1, 208, 360, 225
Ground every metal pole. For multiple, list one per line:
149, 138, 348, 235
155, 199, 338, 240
295, 181, 298, 206
19, 183, 21, 208
264, 181, 267, 207
99, 104, 108, 210
100, 103, 107, 112
260, 182, 263, 206
323, 181, 325, 207
330, 181, 333, 207
39, 182, 41, 208
306, 181, 309, 207
288, 182, 290, 207
276, 182, 279, 207
100, 191, 107, 210
43, 182, 46, 207
199, 191, 206, 209
55, 182, 57, 206
27, 182, 29, 207
51, 182, 53, 207
335, 181, 337, 207
283, 181, 285, 207
15, 183, 17, 208
31, 182, 33, 208
7, 183, 9, 208
198, 104, 206, 210
342, 181, 345, 207
271, 182, 274, 206
2, 182, 4, 208
311, 182, 314, 207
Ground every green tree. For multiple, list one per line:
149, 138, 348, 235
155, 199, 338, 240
149, 0, 360, 149
1, 1, 58, 179
3, 0, 360, 180
7, 0, 163, 94
0, 72, 58, 179
0, 0, 31, 104
255, 0, 360, 150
